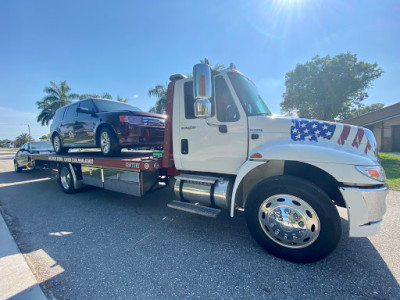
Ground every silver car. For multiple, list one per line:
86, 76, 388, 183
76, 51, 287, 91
14, 141, 55, 172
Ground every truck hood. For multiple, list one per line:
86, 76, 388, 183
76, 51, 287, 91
248, 116, 379, 165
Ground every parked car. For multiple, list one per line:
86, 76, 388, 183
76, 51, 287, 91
14, 141, 55, 172
50, 98, 166, 156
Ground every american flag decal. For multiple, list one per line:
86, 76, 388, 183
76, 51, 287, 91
291, 119, 336, 142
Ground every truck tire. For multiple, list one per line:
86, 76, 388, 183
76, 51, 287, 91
245, 175, 341, 263
99, 127, 121, 157
53, 133, 68, 155
58, 164, 77, 194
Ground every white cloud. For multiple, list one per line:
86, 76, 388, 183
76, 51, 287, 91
132, 94, 139, 99
0, 107, 49, 140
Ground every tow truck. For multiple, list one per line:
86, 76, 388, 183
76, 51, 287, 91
26, 61, 388, 263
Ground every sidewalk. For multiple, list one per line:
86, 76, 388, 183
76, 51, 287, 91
0, 212, 47, 300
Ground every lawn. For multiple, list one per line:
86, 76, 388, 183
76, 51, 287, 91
380, 153, 400, 190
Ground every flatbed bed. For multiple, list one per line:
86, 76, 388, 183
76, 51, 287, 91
32, 151, 162, 172
30, 151, 165, 197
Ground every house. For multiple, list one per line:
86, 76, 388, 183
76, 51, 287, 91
344, 102, 400, 152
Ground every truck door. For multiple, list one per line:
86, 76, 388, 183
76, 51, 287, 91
176, 75, 248, 174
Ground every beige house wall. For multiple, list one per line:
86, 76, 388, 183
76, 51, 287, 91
368, 116, 400, 152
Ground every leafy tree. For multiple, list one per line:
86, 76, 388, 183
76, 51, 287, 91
39, 134, 50, 140
79, 93, 128, 102
338, 103, 385, 121
15, 133, 33, 147
148, 60, 227, 114
36, 81, 79, 125
0, 139, 12, 146
281, 53, 383, 121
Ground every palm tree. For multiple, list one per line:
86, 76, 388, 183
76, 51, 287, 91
148, 84, 167, 114
116, 96, 128, 103
15, 133, 33, 147
36, 81, 79, 125
79, 93, 128, 103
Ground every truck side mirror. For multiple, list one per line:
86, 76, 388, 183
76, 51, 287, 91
193, 63, 212, 118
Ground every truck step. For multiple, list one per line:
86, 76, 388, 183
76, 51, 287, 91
175, 174, 220, 185
167, 200, 221, 218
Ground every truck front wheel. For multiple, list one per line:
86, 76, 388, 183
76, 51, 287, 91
245, 175, 341, 263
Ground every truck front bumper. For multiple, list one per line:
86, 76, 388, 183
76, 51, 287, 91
339, 185, 388, 237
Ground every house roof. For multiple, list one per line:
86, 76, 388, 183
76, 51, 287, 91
344, 102, 400, 126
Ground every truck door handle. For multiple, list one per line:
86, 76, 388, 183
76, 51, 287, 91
181, 139, 188, 155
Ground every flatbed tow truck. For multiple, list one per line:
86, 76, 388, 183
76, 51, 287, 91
26, 61, 388, 263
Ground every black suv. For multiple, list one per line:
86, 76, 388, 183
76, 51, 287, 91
50, 98, 165, 156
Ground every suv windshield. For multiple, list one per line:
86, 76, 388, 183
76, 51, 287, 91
93, 99, 142, 113
227, 72, 271, 116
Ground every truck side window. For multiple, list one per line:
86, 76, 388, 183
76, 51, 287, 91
215, 76, 239, 122
184, 81, 215, 119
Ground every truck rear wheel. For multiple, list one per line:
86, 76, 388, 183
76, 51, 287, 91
58, 164, 77, 194
245, 175, 341, 263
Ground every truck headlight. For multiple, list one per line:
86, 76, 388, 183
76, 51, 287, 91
355, 165, 386, 182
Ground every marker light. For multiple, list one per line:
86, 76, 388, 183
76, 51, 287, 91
355, 165, 386, 182
250, 153, 263, 159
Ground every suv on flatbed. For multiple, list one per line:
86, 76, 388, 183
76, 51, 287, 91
50, 98, 165, 156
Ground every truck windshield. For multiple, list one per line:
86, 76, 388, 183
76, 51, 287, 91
227, 72, 271, 116
93, 99, 142, 113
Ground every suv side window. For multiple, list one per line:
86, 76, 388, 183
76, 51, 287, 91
65, 103, 79, 120
215, 76, 239, 122
78, 100, 95, 115
53, 107, 66, 123
184, 81, 215, 119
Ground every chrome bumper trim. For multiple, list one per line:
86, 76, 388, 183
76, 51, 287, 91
339, 185, 388, 237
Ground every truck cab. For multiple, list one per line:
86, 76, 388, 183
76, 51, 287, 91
168, 63, 388, 262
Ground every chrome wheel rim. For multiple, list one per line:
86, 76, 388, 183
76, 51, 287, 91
60, 167, 71, 190
53, 136, 60, 151
101, 131, 110, 154
258, 194, 320, 249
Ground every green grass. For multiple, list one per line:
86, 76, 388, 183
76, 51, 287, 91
380, 153, 400, 190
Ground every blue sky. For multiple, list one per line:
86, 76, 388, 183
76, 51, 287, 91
0, 0, 399, 140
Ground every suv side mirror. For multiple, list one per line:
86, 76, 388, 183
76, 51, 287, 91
193, 63, 212, 118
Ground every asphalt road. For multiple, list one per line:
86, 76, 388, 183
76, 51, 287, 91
0, 151, 399, 299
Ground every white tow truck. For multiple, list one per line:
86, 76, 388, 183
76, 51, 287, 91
27, 61, 388, 263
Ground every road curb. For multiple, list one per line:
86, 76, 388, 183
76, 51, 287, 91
0, 211, 47, 300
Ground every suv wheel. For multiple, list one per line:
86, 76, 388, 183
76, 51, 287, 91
53, 134, 68, 155
99, 127, 121, 157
